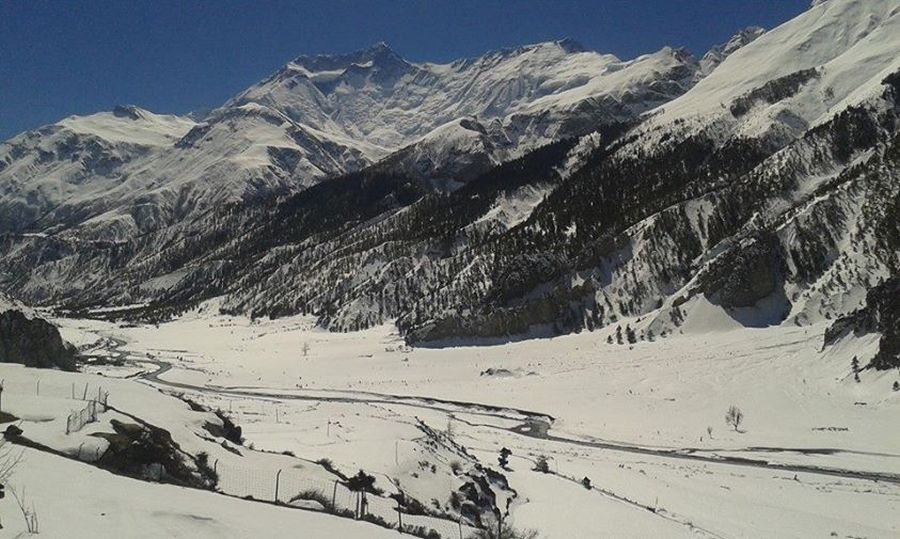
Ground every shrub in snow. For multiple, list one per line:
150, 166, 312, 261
725, 405, 744, 432
290, 488, 332, 511
467, 520, 538, 539
3, 425, 22, 441
498, 447, 512, 469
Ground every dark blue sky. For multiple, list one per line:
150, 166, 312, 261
0, 0, 811, 140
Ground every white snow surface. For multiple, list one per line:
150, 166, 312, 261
4, 304, 892, 538
648, 0, 900, 135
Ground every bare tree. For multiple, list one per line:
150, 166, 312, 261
725, 405, 744, 432
0, 436, 24, 531
10, 486, 38, 534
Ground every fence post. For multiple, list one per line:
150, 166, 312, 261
396, 499, 403, 533
275, 469, 282, 503
332, 480, 338, 510
458, 516, 463, 539
36, 379, 40, 396
214, 459, 218, 475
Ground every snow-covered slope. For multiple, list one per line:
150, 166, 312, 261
0, 102, 374, 241
0, 106, 194, 235
646, 0, 900, 142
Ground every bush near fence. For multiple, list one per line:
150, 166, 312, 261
214, 460, 473, 538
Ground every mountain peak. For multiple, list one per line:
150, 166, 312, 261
367, 41, 392, 53
695, 26, 765, 81
112, 104, 151, 121
555, 38, 588, 53
291, 42, 408, 73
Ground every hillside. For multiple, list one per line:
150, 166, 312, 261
0, 1, 897, 365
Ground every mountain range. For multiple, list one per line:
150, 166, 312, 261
1, 0, 898, 368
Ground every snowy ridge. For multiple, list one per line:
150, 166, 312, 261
694, 26, 765, 82
646, 0, 900, 138
0, 37, 709, 243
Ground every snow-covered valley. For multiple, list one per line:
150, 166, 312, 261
2, 0, 900, 537
1, 303, 896, 538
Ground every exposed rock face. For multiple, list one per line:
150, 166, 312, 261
698, 232, 787, 309
826, 276, 900, 370
94, 419, 217, 488
0, 309, 76, 370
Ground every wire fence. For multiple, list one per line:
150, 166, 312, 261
0, 376, 110, 435
0, 377, 109, 403
214, 460, 474, 538
66, 400, 99, 434
0, 377, 473, 537
65, 386, 108, 434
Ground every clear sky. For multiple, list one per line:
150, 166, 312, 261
0, 0, 811, 140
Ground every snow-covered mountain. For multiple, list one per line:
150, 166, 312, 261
1, 0, 898, 370
647, 0, 900, 143
0, 39, 706, 242
227, 39, 694, 152
694, 26, 765, 82
0, 103, 371, 241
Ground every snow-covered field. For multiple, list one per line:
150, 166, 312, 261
0, 302, 891, 538
4, 446, 403, 538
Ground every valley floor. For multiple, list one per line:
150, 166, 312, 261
2, 303, 899, 538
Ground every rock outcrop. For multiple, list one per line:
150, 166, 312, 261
0, 308, 76, 370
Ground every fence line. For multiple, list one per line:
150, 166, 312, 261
65, 387, 109, 434
214, 460, 472, 538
